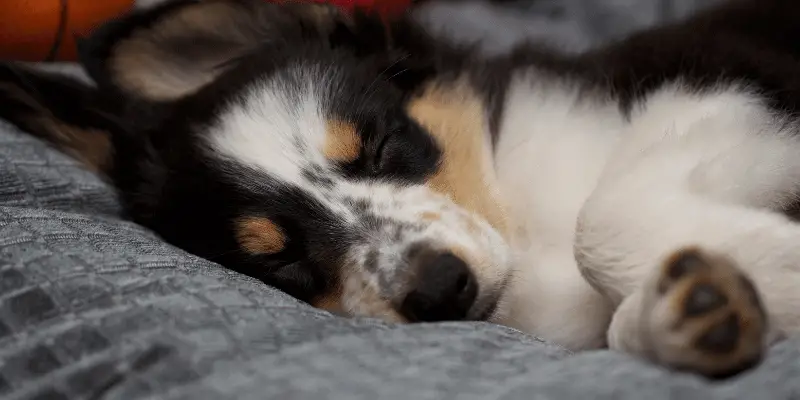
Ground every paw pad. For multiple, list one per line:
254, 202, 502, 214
695, 313, 739, 353
648, 246, 768, 378
666, 249, 710, 280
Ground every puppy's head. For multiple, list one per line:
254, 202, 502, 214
81, 0, 512, 323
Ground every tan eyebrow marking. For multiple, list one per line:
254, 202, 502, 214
323, 119, 361, 163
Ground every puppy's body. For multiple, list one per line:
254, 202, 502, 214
484, 0, 800, 356
498, 75, 793, 349
1, 0, 798, 378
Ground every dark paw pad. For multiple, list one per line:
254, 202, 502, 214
651, 247, 768, 378
666, 248, 710, 281
695, 313, 739, 353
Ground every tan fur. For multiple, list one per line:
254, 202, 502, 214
0, 83, 113, 173
420, 211, 441, 222
38, 120, 113, 174
235, 216, 287, 255
323, 120, 361, 163
406, 80, 509, 237
310, 288, 346, 313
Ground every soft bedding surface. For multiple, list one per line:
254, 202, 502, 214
2, 1, 799, 399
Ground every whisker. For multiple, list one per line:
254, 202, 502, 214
354, 54, 412, 121
383, 68, 409, 82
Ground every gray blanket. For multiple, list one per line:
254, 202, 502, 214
2, 1, 798, 399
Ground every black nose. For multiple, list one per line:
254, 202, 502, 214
400, 250, 478, 322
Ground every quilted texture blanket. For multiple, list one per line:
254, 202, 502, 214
2, 1, 799, 399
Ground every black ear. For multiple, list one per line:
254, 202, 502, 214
78, 0, 353, 101
327, 9, 446, 94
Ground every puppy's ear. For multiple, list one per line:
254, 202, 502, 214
78, 0, 351, 101
349, 11, 463, 95
325, 9, 443, 94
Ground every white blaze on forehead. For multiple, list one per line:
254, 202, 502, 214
203, 76, 358, 223
205, 79, 331, 184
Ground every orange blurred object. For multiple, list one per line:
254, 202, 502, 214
0, 0, 413, 62
0, 0, 134, 62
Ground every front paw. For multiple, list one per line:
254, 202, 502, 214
642, 247, 768, 378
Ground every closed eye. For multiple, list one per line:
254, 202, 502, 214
370, 118, 410, 176
371, 134, 391, 175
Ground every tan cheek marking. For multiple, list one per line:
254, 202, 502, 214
235, 217, 286, 255
323, 119, 361, 163
406, 80, 509, 237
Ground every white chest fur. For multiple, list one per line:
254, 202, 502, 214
492, 77, 623, 349
491, 74, 798, 350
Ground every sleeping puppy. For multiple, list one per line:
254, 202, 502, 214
1, 0, 797, 379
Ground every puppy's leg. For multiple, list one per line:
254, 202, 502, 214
580, 176, 794, 377
606, 246, 773, 377
575, 95, 800, 377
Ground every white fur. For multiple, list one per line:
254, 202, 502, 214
207, 80, 325, 187
494, 74, 800, 351
493, 76, 621, 349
